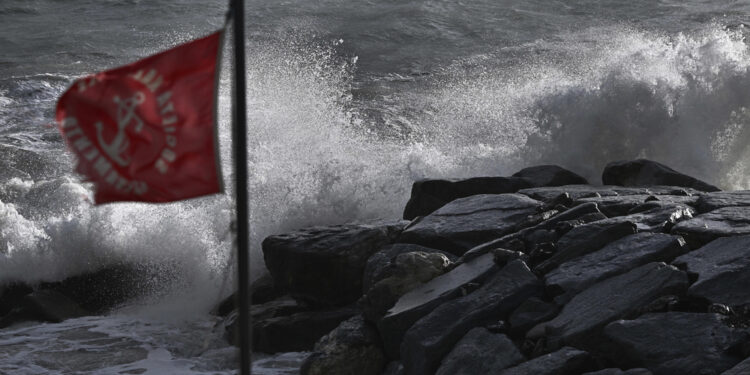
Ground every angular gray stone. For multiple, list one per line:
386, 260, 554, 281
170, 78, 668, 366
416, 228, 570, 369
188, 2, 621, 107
508, 297, 559, 336
398, 194, 543, 255
301, 315, 385, 375
378, 252, 497, 358
540, 262, 688, 349
360, 251, 452, 322
604, 313, 749, 375
582, 369, 652, 375
671, 206, 750, 247
435, 328, 525, 375
535, 220, 637, 274
498, 347, 594, 375
511, 165, 589, 187
696, 191, 750, 213
519, 185, 696, 203
545, 233, 688, 297
575, 195, 699, 218
362, 243, 456, 293
602, 159, 720, 192
262, 221, 405, 307
673, 235, 750, 307
401, 260, 542, 375
402, 177, 533, 220
594, 202, 694, 233
722, 356, 750, 375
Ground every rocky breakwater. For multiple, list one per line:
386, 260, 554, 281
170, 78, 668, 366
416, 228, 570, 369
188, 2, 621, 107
223, 158, 749, 374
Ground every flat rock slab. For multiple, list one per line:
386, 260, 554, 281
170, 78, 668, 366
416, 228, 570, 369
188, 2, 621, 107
593, 202, 694, 232
435, 328, 525, 375
498, 347, 595, 375
401, 260, 542, 375
545, 233, 688, 297
508, 297, 559, 336
540, 262, 688, 349
671, 206, 750, 247
721, 357, 750, 375
583, 369, 652, 375
519, 185, 697, 202
601, 159, 720, 192
402, 177, 533, 220
535, 220, 637, 274
362, 243, 456, 293
575, 195, 699, 218
673, 235, 750, 307
263, 221, 405, 307
398, 194, 543, 255
696, 191, 750, 213
378, 252, 497, 358
604, 312, 749, 375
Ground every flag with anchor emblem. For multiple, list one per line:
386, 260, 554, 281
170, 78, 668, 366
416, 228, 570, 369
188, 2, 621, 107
55, 32, 224, 204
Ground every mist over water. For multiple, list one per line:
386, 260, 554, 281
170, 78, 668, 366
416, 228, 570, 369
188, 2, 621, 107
2, 0, 750, 372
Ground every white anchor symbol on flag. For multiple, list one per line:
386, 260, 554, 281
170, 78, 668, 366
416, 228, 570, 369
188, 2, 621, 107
95, 92, 145, 167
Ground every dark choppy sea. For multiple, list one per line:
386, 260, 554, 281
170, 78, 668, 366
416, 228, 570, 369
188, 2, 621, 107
2, 0, 750, 373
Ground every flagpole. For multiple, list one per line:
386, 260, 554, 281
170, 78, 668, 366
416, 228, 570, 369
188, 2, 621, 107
229, 0, 252, 374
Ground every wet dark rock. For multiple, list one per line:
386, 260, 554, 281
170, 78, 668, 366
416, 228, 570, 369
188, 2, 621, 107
5, 290, 90, 326
401, 260, 542, 375
398, 194, 543, 255
602, 159, 720, 192
722, 356, 750, 375
519, 185, 696, 203
228, 306, 358, 353
575, 195, 699, 218
435, 328, 525, 375
594, 202, 694, 232
382, 361, 404, 375
671, 206, 750, 247
695, 191, 750, 213
498, 346, 595, 375
492, 249, 529, 267
360, 251, 452, 322
545, 233, 688, 298
263, 221, 405, 307
673, 235, 750, 307
0, 283, 33, 317
583, 369, 653, 375
362, 243, 456, 293
604, 312, 749, 375
538, 262, 688, 350
300, 315, 385, 375
508, 297, 559, 336
378, 252, 497, 358
402, 177, 533, 220
535, 221, 637, 274
213, 274, 284, 317
511, 165, 589, 187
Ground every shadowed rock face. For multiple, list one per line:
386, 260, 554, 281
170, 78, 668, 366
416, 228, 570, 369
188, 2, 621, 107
398, 194, 544, 255
602, 159, 720, 192
673, 235, 750, 307
498, 347, 596, 375
435, 328, 525, 375
671, 206, 750, 247
582, 369, 653, 375
722, 357, 750, 375
604, 313, 749, 375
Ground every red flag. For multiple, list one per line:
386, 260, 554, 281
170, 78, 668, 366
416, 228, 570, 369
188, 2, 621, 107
55, 32, 224, 204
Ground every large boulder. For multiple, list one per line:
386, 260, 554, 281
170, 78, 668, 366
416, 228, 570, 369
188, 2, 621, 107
604, 313, 749, 375
360, 251, 452, 322
435, 328, 526, 375
602, 159, 720, 192
0, 290, 90, 328
695, 191, 750, 213
378, 252, 497, 359
534, 220, 637, 274
213, 274, 285, 317
402, 177, 533, 220
671, 206, 750, 247
538, 262, 688, 350
263, 221, 405, 307
400, 260, 542, 375
511, 165, 588, 187
398, 194, 543, 255
498, 347, 595, 375
545, 233, 688, 298
362, 243, 456, 293
300, 315, 386, 375
673, 235, 750, 307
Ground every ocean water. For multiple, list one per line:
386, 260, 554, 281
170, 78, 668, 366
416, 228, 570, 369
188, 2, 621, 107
2, 0, 750, 373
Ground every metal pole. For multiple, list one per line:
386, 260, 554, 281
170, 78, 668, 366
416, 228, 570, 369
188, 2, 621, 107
230, 0, 251, 374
